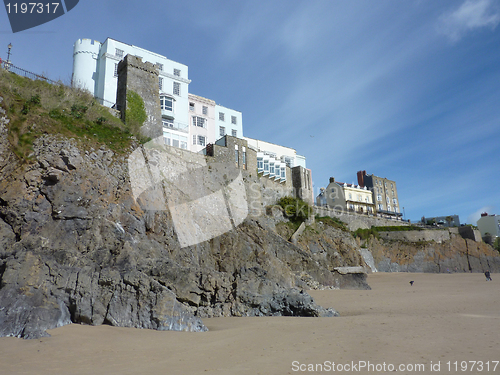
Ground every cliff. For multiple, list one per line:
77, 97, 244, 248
0, 90, 372, 338
363, 231, 500, 273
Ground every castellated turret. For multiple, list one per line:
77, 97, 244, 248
72, 38, 101, 94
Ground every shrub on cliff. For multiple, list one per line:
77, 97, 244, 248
276, 196, 311, 223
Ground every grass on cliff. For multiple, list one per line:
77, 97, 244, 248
352, 225, 425, 241
315, 216, 349, 232
0, 69, 146, 161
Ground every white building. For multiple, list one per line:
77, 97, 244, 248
215, 105, 243, 141
73, 37, 191, 150
72, 38, 245, 152
244, 137, 306, 170
477, 213, 500, 239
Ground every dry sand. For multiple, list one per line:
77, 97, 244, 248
1, 273, 499, 374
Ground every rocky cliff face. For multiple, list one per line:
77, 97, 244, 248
367, 235, 500, 273
0, 103, 371, 338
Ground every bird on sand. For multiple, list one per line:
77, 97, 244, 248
409, 281, 414, 286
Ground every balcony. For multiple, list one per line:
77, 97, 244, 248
162, 120, 188, 133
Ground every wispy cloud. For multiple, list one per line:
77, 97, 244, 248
468, 206, 496, 225
438, 0, 500, 42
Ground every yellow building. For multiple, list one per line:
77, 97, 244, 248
316, 177, 375, 214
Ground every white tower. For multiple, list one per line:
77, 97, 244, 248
72, 38, 101, 95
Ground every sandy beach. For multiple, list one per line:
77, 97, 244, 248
1, 272, 499, 374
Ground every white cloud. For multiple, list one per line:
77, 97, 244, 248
438, 0, 500, 42
468, 206, 496, 225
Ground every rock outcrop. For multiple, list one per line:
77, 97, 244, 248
1, 104, 363, 338
367, 235, 500, 273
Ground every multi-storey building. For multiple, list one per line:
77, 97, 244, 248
357, 170, 402, 218
189, 94, 215, 153
72, 38, 242, 153
316, 177, 375, 214
244, 137, 307, 170
216, 104, 243, 141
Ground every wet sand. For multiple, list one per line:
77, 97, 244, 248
1, 273, 499, 374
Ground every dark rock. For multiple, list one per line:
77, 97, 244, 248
0, 134, 374, 338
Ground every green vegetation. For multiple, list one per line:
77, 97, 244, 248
315, 215, 349, 232
353, 227, 381, 241
353, 225, 424, 240
125, 91, 147, 135
0, 69, 141, 161
276, 196, 311, 223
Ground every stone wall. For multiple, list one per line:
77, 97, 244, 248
292, 166, 313, 206
116, 54, 162, 139
377, 229, 452, 243
314, 206, 409, 231
208, 135, 297, 215
458, 226, 482, 242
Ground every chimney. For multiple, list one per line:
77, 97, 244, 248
329, 177, 335, 183
357, 170, 366, 187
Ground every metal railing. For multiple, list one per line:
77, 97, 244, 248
1, 61, 117, 108
1, 61, 60, 85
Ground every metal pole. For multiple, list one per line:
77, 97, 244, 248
6, 43, 12, 70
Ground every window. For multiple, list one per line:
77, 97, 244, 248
378, 204, 383, 211
264, 160, 269, 172
219, 126, 225, 137
157, 63, 163, 71
164, 131, 187, 149
160, 96, 173, 111
257, 158, 263, 170
387, 205, 391, 211
193, 116, 205, 128
231, 116, 237, 124
349, 193, 352, 200
198, 135, 206, 146
173, 82, 180, 96
219, 112, 225, 121
202, 106, 208, 115
281, 168, 286, 179
393, 198, 397, 205
235, 149, 238, 165
174, 68, 181, 77
357, 194, 361, 201
114, 63, 118, 77
232, 129, 237, 137
243, 151, 246, 166
377, 194, 382, 201
193, 135, 197, 145
159, 77, 163, 90
115, 49, 124, 58
162, 118, 174, 128
189, 102, 195, 111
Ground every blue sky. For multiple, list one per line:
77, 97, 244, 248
1, 0, 499, 224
